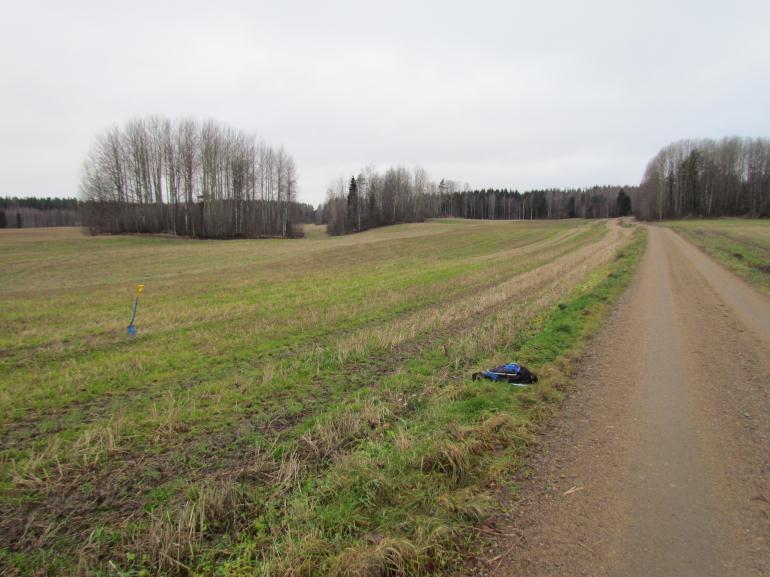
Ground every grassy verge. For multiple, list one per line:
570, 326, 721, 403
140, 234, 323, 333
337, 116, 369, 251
663, 219, 770, 295
0, 222, 644, 576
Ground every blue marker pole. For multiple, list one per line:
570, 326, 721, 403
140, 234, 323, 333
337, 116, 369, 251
127, 284, 145, 336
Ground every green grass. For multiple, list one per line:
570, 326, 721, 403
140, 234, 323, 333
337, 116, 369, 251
663, 219, 770, 294
0, 220, 644, 576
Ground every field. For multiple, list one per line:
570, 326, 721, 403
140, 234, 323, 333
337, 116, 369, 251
0, 220, 642, 576
663, 219, 770, 294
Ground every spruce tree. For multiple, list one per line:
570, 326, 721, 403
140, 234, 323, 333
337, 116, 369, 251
347, 177, 359, 232
616, 190, 632, 217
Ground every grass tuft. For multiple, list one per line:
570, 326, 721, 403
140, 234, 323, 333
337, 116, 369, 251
331, 537, 420, 577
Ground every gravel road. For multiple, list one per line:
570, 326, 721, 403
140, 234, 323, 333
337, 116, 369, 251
489, 224, 769, 577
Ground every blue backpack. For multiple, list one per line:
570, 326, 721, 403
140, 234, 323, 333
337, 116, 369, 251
472, 363, 538, 384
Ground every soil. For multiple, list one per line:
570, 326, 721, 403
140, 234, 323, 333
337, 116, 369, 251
481, 225, 770, 577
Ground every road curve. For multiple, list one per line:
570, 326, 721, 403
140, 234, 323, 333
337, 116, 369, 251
490, 224, 770, 577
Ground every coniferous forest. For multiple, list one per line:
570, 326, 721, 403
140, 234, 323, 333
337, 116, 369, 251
0, 197, 79, 228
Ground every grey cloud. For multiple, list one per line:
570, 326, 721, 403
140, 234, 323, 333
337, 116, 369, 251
1, 0, 768, 204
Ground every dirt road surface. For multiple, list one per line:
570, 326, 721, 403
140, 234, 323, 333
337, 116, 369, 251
489, 225, 769, 577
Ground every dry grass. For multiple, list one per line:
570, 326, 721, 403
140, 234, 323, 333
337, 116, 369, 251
331, 537, 421, 577
299, 400, 391, 461
142, 477, 242, 573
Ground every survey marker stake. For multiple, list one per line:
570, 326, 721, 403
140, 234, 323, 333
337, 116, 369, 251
127, 284, 144, 336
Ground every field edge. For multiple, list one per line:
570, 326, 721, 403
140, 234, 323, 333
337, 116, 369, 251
661, 219, 770, 295
460, 225, 648, 573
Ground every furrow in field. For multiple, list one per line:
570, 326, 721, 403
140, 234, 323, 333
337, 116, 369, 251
2, 223, 610, 462
4, 226, 548, 359
0, 223, 584, 366
332, 221, 622, 362
0, 224, 595, 445
175, 221, 632, 572
227, 222, 632, 572
0, 222, 631, 562
1, 222, 636, 574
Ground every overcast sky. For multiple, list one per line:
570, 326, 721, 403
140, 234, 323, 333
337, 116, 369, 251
1, 0, 768, 205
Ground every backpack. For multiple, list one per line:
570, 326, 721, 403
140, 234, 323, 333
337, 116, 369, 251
472, 363, 538, 384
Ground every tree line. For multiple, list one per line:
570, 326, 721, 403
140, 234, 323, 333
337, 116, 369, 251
321, 165, 635, 236
295, 203, 317, 224
635, 137, 770, 219
430, 186, 633, 220
321, 167, 463, 235
324, 136, 770, 235
0, 196, 78, 210
0, 197, 80, 228
80, 117, 302, 238
17, 132, 768, 236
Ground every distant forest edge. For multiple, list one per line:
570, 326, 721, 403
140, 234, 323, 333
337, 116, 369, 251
0, 197, 316, 231
322, 136, 769, 235
0, 197, 80, 228
322, 169, 634, 236
3, 131, 767, 235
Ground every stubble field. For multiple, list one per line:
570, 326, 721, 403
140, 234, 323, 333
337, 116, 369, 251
0, 219, 642, 576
